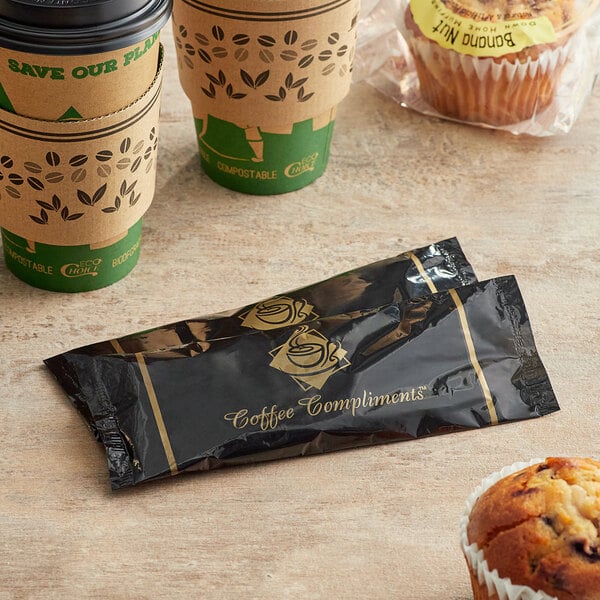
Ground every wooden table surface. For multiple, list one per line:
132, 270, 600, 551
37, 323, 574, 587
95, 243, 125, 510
1, 22, 599, 600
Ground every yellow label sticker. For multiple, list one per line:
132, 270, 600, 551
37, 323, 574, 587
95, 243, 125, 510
409, 0, 557, 57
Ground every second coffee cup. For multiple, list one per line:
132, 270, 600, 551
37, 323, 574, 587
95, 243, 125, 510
172, 0, 360, 195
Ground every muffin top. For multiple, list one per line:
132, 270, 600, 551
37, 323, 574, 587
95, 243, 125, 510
438, 0, 574, 28
467, 457, 600, 600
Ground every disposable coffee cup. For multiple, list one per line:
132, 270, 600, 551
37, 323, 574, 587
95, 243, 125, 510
0, 0, 171, 292
172, 0, 360, 195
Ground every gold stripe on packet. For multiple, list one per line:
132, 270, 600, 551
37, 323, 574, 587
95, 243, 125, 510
135, 352, 179, 475
408, 251, 439, 294
449, 288, 499, 426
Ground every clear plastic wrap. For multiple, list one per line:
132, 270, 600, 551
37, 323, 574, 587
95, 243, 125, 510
355, 0, 600, 136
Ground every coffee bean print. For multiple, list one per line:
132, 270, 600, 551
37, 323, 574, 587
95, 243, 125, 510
8, 173, 23, 185
97, 165, 111, 178
5, 186, 20, 199
45, 172, 64, 184
120, 138, 132, 154
258, 35, 276, 47
24, 162, 43, 173
27, 177, 44, 191
185, 43, 195, 56
71, 168, 86, 183
337, 45, 348, 57
284, 30, 298, 45
69, 154, 88, 167
144, 147, 153, 160
198, 49, 211, 64
259, 49, 275, 64
96, 150, 113, 162
184, 55, 194, 69
298, 55, 314, 68
319, 50, 333, 61
212, 26, 224, 41
179, 25, 187, 38
133, 140, 144, 155
322, 63, 336, 76
234, 48, 249, 62
195, 33, 209, 46
301, 40, 318, 51
1, 155, 13, 169
117, 158, 131, 170
328, 33, 340, 44
280, 50, 297, 61
46, 151, 60, 167
213, 47, 228, 58
232, 34, 250, 46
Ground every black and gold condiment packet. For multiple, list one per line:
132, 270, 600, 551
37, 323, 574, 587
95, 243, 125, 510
66, 237, 477, 356
45, 275, 558, 490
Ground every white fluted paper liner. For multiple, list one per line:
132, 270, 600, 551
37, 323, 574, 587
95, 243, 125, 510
406, 35, 571, 84
460, 459, 558, 600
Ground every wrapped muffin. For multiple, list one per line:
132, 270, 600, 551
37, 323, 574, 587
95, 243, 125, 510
400, 0, 593, 127
461, 457, 600, 599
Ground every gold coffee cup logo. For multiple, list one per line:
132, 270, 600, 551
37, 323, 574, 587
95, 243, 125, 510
240, 296, 318, 330
269, 325, 350, 391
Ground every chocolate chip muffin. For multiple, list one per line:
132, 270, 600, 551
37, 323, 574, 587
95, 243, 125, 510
462, 457, 600, 599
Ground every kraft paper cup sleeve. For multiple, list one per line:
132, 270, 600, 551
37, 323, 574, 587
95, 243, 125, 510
460, 459, 558, 600
0, 49, 164, 247
172, 0, 359, 130
0, 37, 162, 120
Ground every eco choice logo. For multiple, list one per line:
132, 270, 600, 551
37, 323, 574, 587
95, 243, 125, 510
269, 325, 350, 391
60, 258, 101, 279
284, 152, 319, 179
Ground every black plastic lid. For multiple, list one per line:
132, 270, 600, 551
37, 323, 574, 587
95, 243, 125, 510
0, 0, 173, 55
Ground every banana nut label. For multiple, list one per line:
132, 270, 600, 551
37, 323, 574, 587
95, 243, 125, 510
410, 0, 557, 58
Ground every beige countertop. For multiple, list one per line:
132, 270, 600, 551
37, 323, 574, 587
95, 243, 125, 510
1, 23, 599, 600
